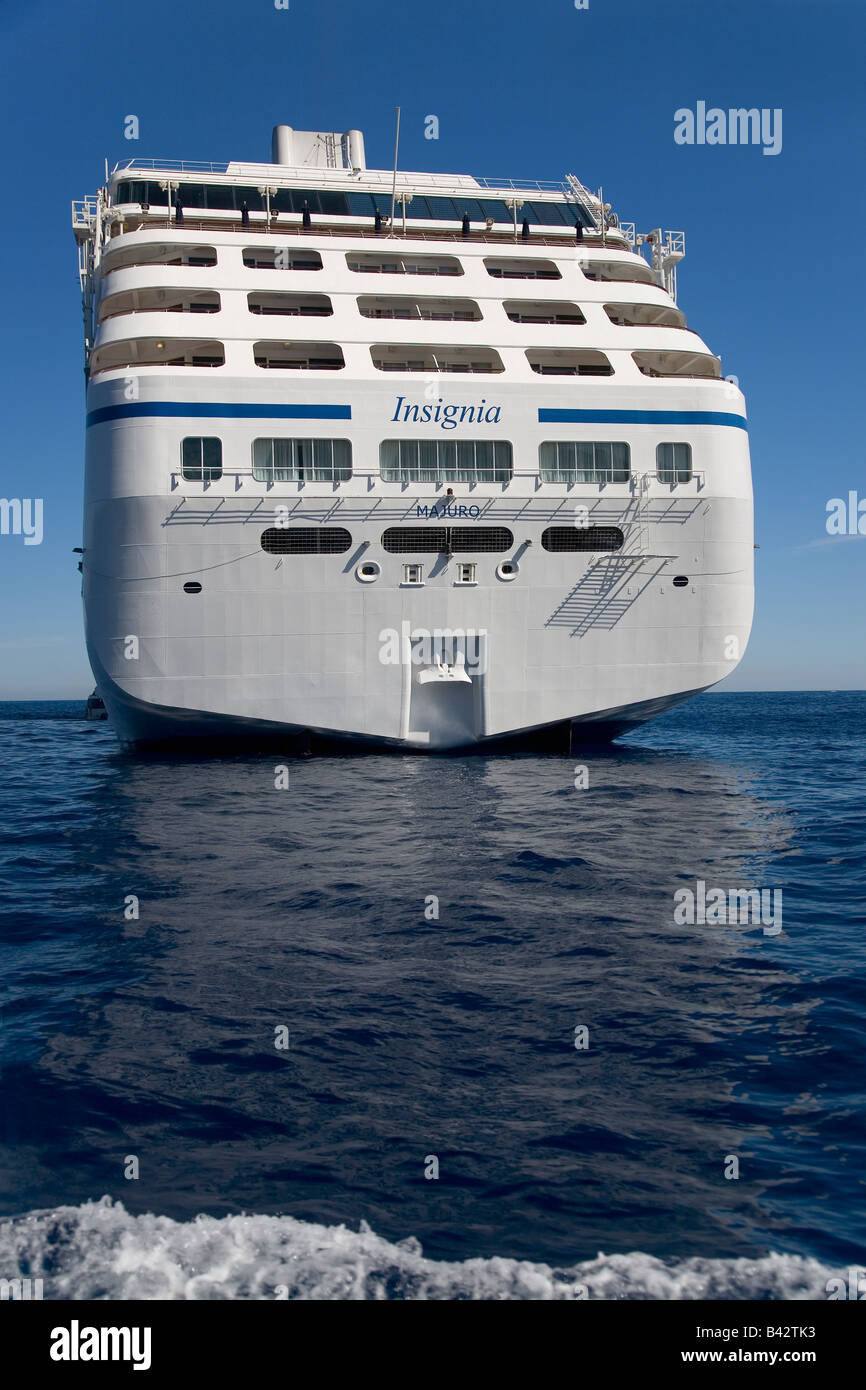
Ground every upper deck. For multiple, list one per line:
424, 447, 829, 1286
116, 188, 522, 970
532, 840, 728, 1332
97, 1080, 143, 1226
73, 123, 662, 279
72, 124, 705, 389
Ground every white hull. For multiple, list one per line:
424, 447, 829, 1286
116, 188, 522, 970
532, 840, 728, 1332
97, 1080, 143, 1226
82, 380, 752, 752
87, 641, 710, 752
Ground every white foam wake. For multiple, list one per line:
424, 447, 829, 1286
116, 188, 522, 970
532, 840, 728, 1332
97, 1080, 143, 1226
0, 1198, 838, 1300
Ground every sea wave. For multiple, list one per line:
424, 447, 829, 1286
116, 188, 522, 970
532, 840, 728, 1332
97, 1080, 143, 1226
0, 1199, 838, 1300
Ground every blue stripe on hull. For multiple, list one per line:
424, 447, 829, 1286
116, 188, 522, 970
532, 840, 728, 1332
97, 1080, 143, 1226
87, 402, 353, 426
85, 404, 745, 428
538, 408, 748, 429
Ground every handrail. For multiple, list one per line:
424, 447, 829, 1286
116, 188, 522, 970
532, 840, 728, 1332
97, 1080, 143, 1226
103, 213, 631, 251
640, 470, 705, 487
165, 469, 701, 489
472, 176, 570, 192
113, 158, 232, 175
72, 197, 99, 226
111, 158, 575, 195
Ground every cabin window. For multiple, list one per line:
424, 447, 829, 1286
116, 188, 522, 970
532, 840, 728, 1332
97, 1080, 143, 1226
248, 293, 332, 316
182, 437, 222, 482
260, 527, 353, 555
347, 253, 462, 276
252, 438, 352, 483
357, 296, 481, 321
98, 290, 220, 321
604, 302, 686, 328
371, 345, 503, 374
456, 563, 477, 584
253, 342, 344, 370
243, 247, 323, 270
633, 350, 721, 379
527, 350, 612, 377
90, 338, 224, 373
102, 244, 217, 273
402, 564, 424, 584
656, 442, 693, 483
579, 258, 655, 284
484, 257, 561, 280
380, 439, 513, 485
539, 442, 631, 484
541, 526, 625, 552
504, 301, 585, 325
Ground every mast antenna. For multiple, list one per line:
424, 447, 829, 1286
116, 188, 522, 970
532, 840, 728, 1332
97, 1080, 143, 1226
388, 106, 401, 237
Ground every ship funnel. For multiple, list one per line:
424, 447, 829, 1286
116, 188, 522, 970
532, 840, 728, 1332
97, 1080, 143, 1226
271, 125, 293, 164
344, 129, 366, 172
270, 124, 366, 170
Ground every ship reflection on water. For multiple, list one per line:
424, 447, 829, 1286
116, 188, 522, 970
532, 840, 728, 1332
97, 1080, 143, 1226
3, 724, 826, 1267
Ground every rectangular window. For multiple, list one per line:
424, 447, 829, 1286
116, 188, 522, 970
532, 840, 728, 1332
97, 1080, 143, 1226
371, 346, 503, 374
252, 438, 352, 483
380, 439, 513, 485
182, 437, 222, 481
528, 350, 612, 377
519, 201, 569, 225
456, 562, 477, 584
253, 342, 344, 370
402, 563, 424, 585
451, 197, 486, 221
505, 300, 585, 325
248, 293, 332, 316
656, 442, 693, 482
484, 257, 561, 280
357, 296, 481, 322
423, 196, 458, 220
102, 243, 217, 274
114, 180, 168, 207
345, 192, 378, 216
347, 253, 462, 276
243, 248, 323, 271
538, 441, 631, 484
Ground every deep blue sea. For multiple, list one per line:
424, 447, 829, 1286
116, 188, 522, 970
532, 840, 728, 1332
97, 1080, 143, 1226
1, 692, 864, 1299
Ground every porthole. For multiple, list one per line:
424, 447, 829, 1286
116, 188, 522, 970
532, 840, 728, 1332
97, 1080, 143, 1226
496, 560, 519, 581
356, 560, 381, 583
672, 575, 689, 588
183, 581, 202, 593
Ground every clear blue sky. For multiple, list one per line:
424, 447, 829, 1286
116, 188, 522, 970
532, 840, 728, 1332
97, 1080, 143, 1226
1, 0, 863, 697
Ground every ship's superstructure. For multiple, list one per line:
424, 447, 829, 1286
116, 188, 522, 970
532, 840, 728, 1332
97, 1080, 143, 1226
72, 124, 753, 750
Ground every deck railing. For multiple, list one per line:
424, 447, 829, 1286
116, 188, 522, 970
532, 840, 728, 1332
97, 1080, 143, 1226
101, 212, 631, 252
112, 158, 575, 195
165, 469, 704, 493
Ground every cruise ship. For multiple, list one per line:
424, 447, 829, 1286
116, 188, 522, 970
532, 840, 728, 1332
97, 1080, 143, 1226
72, 124, 754, 751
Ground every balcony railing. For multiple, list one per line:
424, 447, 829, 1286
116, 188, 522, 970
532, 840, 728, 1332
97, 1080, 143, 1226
104, 210, 631, 251
166, 469, 704, 493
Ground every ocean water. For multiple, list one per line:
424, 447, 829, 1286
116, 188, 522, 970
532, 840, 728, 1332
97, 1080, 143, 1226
0, 691, 864, 1299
